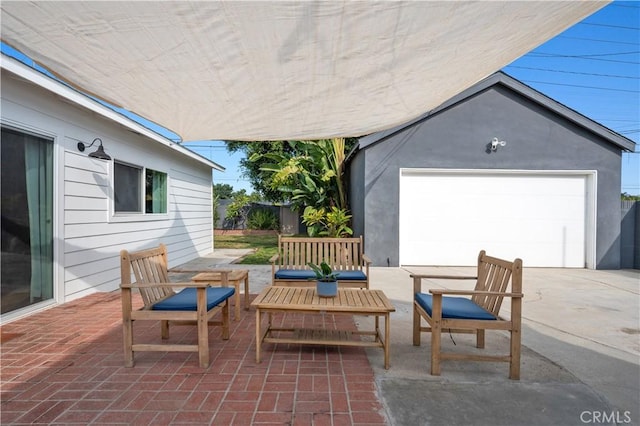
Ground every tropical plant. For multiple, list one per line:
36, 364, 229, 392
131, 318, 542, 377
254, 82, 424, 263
225, 140, 300, 202
324, 206, 353, 237
225, 138, 357, 207
327, 137, 347, 211
308, 261, 338, 282
228, 138, 357, 237
302, 206, 352, 238
301, 206, 326, 237
247, 208, 279, 230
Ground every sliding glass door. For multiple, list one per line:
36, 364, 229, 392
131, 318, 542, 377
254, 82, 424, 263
1, 127, 54, 314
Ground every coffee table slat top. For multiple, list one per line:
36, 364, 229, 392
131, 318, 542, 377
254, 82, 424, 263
251, 287, 395, 313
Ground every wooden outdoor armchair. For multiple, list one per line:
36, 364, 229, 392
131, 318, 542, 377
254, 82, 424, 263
120, 244, 235, 368
411, 250, 523, 379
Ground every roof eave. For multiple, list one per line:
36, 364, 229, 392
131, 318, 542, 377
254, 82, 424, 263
1, 53, 225, 171
359, 71, 635, 153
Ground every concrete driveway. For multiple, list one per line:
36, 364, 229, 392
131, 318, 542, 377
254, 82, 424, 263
363, 266, 640, 426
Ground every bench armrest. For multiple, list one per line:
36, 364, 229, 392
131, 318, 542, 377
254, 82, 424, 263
362, 254, 372, 265
269, 254, 280, 285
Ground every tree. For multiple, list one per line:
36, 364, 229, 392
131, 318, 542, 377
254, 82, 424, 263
224, 139, 357, 204
225, 138, 358, 236
225, 141, 297, 202
255, 139, 355, 237
212, 183, 234, 199
224, 189, 260, 229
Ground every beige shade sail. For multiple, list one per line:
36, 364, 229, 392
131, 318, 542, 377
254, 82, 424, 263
0, 1, 606, 142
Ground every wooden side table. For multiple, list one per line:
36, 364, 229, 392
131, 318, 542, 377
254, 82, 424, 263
191, 270, 249, 321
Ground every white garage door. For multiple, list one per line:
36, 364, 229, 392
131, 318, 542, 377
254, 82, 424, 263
399, 170, 594, 268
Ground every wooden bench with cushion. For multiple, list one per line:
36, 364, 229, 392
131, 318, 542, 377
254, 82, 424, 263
120, 244, 235, 368
269, 235, 371, 289
411, 250, 523, 379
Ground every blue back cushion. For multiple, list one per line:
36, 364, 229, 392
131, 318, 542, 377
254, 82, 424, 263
274, 269, 367, 280
152, 287, 235, 311
415, 293, 496, 320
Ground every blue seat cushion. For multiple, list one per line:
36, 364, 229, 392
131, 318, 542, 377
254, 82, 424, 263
152, 287, 235, 311
274, 269, 367, 281
415, 293, 496, 320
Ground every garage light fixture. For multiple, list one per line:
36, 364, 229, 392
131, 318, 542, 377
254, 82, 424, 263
490, 137, 506, 151
77, 138, 111, 160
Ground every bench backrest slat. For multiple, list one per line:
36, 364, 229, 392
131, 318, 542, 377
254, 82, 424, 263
276, 236, 364, 271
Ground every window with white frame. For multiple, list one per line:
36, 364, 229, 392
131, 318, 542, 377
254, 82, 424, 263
114, 161, 167, 214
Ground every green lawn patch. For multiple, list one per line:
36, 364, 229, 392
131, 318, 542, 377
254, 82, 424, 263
214, 233, 278, 265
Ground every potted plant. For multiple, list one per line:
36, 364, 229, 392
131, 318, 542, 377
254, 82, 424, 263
308, 261, 339, 297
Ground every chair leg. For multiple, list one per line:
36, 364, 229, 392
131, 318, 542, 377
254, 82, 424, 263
431, 321, 441, 376
509, 328, 521, 380
431, 295, 443, 376
122, 318, 134, 368
222, 300, 230, 340
196, 288, 209, 368
413, 304, 421, 346
121, 288, 134, 367
476, 329, 485, 348
510, 297, 522, 380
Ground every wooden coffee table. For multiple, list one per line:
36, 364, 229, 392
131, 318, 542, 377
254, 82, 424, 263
252, 287, 396, 369
191, 270, 249, 321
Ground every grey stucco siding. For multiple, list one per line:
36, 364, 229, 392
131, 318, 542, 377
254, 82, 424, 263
350, 84, 624, 269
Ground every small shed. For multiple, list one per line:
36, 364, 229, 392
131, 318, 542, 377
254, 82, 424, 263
347, 72, 635, 269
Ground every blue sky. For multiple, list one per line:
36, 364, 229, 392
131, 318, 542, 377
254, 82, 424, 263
2, 2, 638, 195
183, 1, 640, 195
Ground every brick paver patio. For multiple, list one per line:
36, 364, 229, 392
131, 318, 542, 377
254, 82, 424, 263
1, 292, 387, 425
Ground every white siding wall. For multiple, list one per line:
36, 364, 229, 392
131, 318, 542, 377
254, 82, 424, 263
2, 71, 214, 305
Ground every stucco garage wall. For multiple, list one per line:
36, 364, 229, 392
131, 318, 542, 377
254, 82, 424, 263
349, 84, 623, 269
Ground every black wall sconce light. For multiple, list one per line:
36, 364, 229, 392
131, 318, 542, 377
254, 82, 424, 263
77, 138, 111, 160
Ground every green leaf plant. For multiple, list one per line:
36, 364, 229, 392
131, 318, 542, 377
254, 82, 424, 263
308, 261, 339, 282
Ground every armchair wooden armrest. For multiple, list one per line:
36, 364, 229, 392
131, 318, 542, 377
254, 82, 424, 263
410, 273, 477, 280
411, 274, 477, 293
121, 281, 216, 289
429, 289, 523, 298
